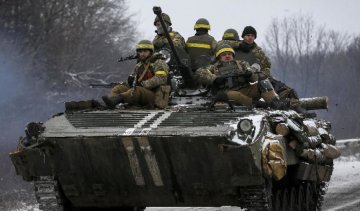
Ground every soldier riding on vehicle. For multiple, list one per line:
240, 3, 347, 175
185, 18, 217, 71
153, 13, 185, 51
102, 40, 170, 109
237, 25, 299, 100
196, 44, 289, 109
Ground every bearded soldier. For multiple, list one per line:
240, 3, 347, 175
185, 18, 217, 71
196, 44, 289, 109
102, 40, 170, 109
153, 13, 185, 50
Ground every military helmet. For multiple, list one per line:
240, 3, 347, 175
222, 28, 240, 41
215, 44, 235, 58
194, 18, 210, 30
136, 40, 154, 52
154, 13, 172, 26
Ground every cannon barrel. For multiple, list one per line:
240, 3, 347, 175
153, 6, 194, 87
299, 96, 328, 110
153, 6, 183, 68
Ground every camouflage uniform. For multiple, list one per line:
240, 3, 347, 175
239, 25, 297, 99
217, 28, 241, 51
217, 39, 241, 50
112, 57, 169, 107
153, 12, 185, 50
103, 40, 170, 109
186, 18, 217, 71
196, 59, 277, 106
237, 41, 271, 77
153, 31, 186, 50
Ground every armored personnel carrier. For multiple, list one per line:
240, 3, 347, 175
9, 7, 340, 211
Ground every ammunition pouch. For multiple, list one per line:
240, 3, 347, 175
154, 85, 171, 108
258, 79, 274, 92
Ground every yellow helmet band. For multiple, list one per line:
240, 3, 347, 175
136, 44, 154, 50
194, 24, 210, 30
215, 48, 235, 57
223, 33, 235, 38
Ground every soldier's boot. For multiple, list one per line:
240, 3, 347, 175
65, 100, 98, 111
254, 100, 269, 109
65, 101, 79, 111
214, 91, 229, 102
102, 95, 124, 109
91, 100, 103, 108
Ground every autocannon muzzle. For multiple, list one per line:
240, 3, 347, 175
299, 96, 328, 110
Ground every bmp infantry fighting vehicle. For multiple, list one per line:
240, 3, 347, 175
10, 7, 340, 211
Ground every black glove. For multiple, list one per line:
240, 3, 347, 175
127, 75, 135, 87
213, 77, 227, 87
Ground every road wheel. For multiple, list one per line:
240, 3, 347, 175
281, 189, 289, 211
304, 183, 316, 211
296, 185, 304, 211
272, 190, 282, 211
289, 187, 297, 211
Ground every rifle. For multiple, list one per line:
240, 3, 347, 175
218, 72, 253, 88
89, 82, 120, 88
118, 54, 138, 62
130, 75, 137, 97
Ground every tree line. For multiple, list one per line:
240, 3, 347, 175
264, 13, 360, 139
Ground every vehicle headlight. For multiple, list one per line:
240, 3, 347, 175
238, 119, 253, 133
159, 49, 171, 63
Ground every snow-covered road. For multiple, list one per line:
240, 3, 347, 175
322, 157, 360, 211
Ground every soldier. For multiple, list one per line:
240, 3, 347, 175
102, 40, 170, 109
185, 18, 217, 71
196, 44, 288, 109
217, 28, 241, 51
153, 13, 186, 51
238, 25, 298, 99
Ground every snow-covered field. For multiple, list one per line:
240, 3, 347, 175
5, 157, 360, 211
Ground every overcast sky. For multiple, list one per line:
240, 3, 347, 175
126, 0, 360, 45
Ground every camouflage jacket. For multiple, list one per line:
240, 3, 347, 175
153, 30, 186, 50
237, 41, 271, 77
196, 60, 256, 86
217, 40, 241, 50
132, 57, 169, 90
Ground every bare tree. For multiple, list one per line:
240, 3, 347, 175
0, 0, 139, 200
265, 13, 360, 139
0, 0, 137, 93
265, 17, 294, 81
265, 13, 350, 96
